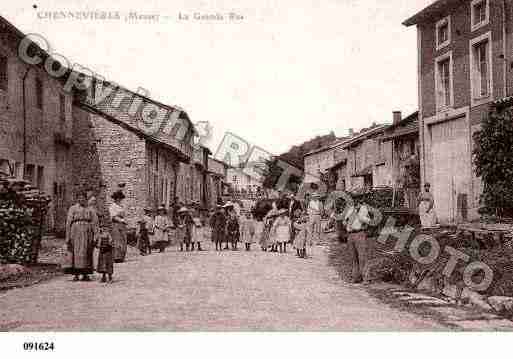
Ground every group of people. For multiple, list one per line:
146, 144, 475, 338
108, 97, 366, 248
137, 203, 208, 254
64, 182, 433, 286
65, 189, 128, 283
256, 191, 325, 258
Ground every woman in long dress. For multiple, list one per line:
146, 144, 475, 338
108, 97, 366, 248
271, 209, 291, 253
109, 190, 128, 263
293, 212, 309, 258
418, 182, 436, 229
261, 205, 279, 252
65, 192, 98, 281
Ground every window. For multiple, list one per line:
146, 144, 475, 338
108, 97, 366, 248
409, 140, 416, 156
0, 55, 7, 91
59, 94, 66, 121
435, 51, 453, 110
470, 32, 492, 106
14, 162, 22, 178
35, 77, 43, 109
471, 0, 489, 31
36, 166, 44, 189
232, 175, 238, 183
436, 16, 451, 50
24, 164, 35, 184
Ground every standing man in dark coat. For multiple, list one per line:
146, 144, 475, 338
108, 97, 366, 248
210, 205, 226, 251
287, 193, 303, 245
287, 193, 303, 219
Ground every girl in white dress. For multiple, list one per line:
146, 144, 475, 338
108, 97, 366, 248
191, 208, 205, 251
271, 209, 291, 253
418, 183, 436, 229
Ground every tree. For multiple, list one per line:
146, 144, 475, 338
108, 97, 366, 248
261, 157, 302, 192
473, 106, 513, 220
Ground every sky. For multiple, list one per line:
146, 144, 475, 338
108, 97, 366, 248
3, 0, 434, 155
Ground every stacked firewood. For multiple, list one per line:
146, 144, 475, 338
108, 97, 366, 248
0, 177, 51, 264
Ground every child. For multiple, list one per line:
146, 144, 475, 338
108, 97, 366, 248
96, 229, 114, 282
240, 211, 256, 251
137, 219, 150, 255
191, 208, 205, 251
154, 206, 170, 253
176, 207, 193, 251
271, 209, 291, 253
293, 212, 309, 259
226, 207, 240, 250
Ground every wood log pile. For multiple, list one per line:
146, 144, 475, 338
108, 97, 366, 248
0, 177, 51, 264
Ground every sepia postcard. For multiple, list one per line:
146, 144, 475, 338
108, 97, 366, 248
1, 0, 513, 357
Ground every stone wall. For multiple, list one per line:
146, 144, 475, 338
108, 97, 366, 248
72, 105, 147, 228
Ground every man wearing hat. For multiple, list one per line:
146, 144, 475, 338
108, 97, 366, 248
307, 192, 324, 246
210, 204, 226, 251
343, 198, 371, 284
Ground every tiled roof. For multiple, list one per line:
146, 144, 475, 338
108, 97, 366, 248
403, 0, 465, 26
381, 111, 419, 141
80, 80, 194, 161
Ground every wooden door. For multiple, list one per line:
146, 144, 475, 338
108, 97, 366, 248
430, 118, 470, 224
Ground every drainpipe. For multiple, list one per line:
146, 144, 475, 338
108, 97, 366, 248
503, 0, 508, 98
21, 66, 32, 179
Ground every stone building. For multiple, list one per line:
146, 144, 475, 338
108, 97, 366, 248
0, 15, 74, 232
225, 166, 262, 196
404, 0, 513, 222
72, 79, 194, 228
176, 145, 211, 207
327, 124, 390, 193
380, 111, 420, 209
207, 157, 227, 208
303, 143, 337, 186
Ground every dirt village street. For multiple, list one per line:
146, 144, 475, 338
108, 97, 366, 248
1, 234, 513, 331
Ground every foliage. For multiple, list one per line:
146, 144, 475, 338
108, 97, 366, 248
261, 157, 301, 192
473, 107, 513, 219
251, 199, 274, 221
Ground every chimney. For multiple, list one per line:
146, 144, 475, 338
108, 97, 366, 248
348, 128, 354, 136
393, 111, 402, 124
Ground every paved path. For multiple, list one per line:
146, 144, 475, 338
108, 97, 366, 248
0, 242, 445, 331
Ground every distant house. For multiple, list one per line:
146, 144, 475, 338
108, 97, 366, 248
329, 124, 390, 193
226, 166, 262, 196
380, 111, 420, 209
207, 157, 227, 207
403, 0, 510, 222
303, 143, 337, 187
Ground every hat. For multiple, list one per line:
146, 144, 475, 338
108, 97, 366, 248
223, 201, 234, 208
111, 190, 125, 200
144, 207, 153, 212
178, 207, 189, 213
157, 205, 166, 212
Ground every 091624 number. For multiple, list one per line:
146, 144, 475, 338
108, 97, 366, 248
23, 342, 55, 351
